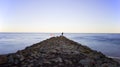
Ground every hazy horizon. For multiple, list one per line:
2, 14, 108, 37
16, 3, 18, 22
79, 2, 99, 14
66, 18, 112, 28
0, 32, 120, 34
0, 0, 120, 33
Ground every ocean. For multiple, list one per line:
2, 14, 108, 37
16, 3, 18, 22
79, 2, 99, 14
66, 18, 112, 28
0, 33, 120, 57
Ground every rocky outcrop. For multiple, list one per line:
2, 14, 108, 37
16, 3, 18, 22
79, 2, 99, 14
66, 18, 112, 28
0, 36, 120, 67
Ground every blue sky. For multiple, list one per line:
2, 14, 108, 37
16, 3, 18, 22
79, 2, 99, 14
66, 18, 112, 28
0, 0, 120, 33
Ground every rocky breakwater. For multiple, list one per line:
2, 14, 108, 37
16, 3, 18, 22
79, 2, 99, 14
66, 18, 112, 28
0, 36, 120, 67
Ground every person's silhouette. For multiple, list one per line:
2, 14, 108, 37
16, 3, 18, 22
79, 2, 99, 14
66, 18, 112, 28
61, 32, 63, 36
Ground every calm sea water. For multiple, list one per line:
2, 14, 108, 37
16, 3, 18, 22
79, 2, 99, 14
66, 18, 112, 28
0, 33, 120, 57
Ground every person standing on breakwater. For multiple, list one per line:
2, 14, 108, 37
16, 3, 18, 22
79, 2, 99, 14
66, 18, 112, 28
61, 32, 63, 36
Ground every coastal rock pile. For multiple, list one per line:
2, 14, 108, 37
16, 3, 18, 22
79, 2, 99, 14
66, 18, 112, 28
0, 36, 120, 67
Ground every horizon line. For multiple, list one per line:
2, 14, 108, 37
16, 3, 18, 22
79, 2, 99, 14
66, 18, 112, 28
0, 32, 120, 34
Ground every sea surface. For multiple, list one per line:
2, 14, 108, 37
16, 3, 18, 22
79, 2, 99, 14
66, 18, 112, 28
0, 33, 120, 57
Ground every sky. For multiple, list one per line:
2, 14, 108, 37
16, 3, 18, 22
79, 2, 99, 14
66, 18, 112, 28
0, 0, 120, 33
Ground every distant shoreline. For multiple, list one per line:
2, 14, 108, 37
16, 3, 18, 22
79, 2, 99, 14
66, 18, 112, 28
0, 32, 120, 34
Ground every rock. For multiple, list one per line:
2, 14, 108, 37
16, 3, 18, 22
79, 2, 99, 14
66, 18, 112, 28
50, 49, 57, 53
0, 55, 7, 64
20, 55, 24, 61
64, 59, 72, 64
57, 57, 62, 63
8, 55, 14, 63
73, 51, 79, 54
50, 57, 63, 63
79, 58, 95, 67
101, 63, 109, 67
14, 59, 19, 64
28, 63, 34, 67
16, 54, 24, 61
50, 57, 62, 63
43, 59, 51, 64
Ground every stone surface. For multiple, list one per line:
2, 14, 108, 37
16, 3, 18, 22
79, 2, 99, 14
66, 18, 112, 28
0, 55, 7, 64
0, 36, 120, 67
